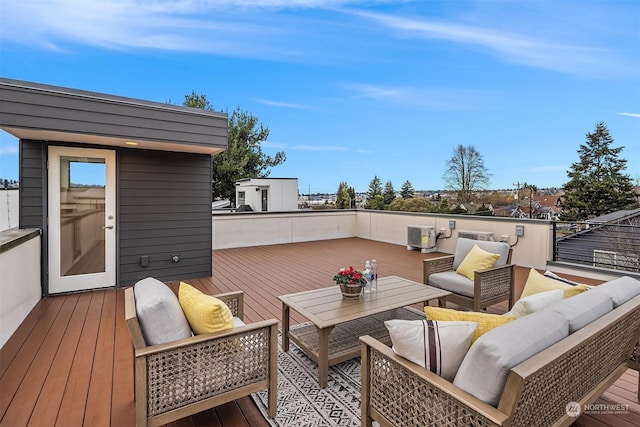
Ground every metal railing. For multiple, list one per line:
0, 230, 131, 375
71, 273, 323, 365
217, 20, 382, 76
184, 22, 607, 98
554, 220, 640, 273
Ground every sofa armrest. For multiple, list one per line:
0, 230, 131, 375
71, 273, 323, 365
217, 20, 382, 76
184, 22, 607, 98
423, 255, 455, 284
360, 335, 508, 427
474, 263, 515, 308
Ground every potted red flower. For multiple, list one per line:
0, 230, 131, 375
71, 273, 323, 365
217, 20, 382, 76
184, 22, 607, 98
333, 266, 367, 299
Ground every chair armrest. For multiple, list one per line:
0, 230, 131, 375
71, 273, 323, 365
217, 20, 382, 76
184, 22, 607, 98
423, 255, 455, 284
473, 264, 515, 307
360, 335, 508, 427
215, 290, 244, 319
137, 318, 278, 357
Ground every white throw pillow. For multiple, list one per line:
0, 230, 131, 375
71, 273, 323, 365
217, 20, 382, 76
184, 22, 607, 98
384, 319, 478, 381
504, 289, 564, 318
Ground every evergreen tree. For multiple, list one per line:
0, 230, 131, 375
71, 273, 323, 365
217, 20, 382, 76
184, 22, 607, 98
365, 176, 383, 208
400, 180, 415, 199
561, 122, 637, 221
383, 180, 396, 206
348, 186, 356, 208
335, 181, 351, 209
181, 92, 286, 205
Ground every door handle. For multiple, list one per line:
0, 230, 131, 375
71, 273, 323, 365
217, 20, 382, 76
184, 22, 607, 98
103, 225, 114, 229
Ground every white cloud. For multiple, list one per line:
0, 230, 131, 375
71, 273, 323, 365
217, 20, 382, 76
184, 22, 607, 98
341, 83, 486, 110
292, 145, 347, 151
350, 8, 636, 78
0, 146, 19, 156
257, 98, 318, 111
619, 112, 640, 118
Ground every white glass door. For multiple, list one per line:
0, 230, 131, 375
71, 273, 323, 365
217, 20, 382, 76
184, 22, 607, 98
48, 146, 116, 293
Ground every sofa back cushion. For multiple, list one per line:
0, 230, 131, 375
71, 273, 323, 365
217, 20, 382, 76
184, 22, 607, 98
453, 310, 569, 407
134, 277, 192, 346
548, 287, 613, 333
590, 276, 640, 308
452, 238, 510, 270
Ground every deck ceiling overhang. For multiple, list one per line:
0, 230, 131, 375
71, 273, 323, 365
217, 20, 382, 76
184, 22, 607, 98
0, 78, 228, 155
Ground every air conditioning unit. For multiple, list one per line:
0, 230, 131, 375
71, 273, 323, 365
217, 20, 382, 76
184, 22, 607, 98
407, 225, 436, 253
458, 230, 494, 241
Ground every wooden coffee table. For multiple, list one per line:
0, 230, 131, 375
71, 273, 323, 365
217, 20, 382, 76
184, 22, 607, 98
278, 276, 451, 388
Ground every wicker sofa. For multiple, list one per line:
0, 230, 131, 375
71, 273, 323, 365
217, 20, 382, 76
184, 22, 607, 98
360, 276, 640, 427
125, 283, 278, 427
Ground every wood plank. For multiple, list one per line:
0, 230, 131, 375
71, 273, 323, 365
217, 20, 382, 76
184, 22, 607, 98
84, 290, 117, 427
1, 295, 77, 425
111, 288, 135, 427
28, 292, 92, 425
55, 291, 105, 427
0, 297, 53, 379
1, 296, 64, 418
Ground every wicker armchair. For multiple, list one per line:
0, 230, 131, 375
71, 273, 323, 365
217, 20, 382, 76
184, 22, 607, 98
423, 238, 515, 311
125, 287, 278, 427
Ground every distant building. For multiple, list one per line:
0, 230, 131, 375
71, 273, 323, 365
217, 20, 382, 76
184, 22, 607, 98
235, 178, 298, 212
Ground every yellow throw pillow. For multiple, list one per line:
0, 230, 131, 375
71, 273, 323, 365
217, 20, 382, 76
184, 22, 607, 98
520, 269, 589, 299
455, 244, 501, 280
178, 282, 234, 335
425, 306, 516, 343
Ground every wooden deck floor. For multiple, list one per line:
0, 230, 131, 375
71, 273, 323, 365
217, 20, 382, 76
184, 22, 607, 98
1, 237, 638, 426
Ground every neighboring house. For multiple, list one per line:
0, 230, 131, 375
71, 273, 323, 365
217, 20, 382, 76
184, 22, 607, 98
235, 178, 298, 212
0, 78, 228, 295
555, 208, 640, 273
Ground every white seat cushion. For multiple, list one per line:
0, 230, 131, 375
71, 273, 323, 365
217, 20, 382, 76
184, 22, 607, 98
428, 271, 473, 297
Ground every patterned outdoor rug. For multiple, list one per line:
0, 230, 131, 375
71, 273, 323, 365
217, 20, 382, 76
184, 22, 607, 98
252, 329, 363, 426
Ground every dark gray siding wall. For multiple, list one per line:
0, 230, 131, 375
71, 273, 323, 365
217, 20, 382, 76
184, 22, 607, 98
19, 140, 45, 228
1, 78, 228, 151
119, 149, 212, 285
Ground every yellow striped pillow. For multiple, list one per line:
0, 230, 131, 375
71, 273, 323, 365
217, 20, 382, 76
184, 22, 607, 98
425, 306, 516, 343
179, 282, 234, 335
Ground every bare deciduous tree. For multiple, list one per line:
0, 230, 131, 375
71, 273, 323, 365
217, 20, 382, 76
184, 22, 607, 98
443, 145, 491, 203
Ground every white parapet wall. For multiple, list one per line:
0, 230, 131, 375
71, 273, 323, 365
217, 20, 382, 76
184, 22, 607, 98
0, 230, 41, 348
212, 210, 358, 249
212, 210, 554, 269
355, 210, 553, 269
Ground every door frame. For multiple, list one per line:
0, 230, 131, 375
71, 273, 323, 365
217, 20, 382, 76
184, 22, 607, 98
47, 146, 116, 294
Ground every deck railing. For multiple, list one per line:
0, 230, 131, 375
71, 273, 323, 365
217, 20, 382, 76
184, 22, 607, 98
554, 220, 640, 274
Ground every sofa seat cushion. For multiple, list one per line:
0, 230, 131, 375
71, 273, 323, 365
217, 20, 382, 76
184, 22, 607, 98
179, 282, 235, 335
456, 244, 501, 280
520, 268, 589, 299
429, 271, 474, 297
453, 310, 570, 407
425, 306, 516, 343
505, 289, 564, 318
548, 287, 613, 333
134, 277, 192, 346
590, 276, 640, 308
453, 238, 511, 270
385, 319, 478, 381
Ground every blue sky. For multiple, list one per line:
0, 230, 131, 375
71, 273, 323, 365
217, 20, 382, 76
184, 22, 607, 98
1, 0, 639, 194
